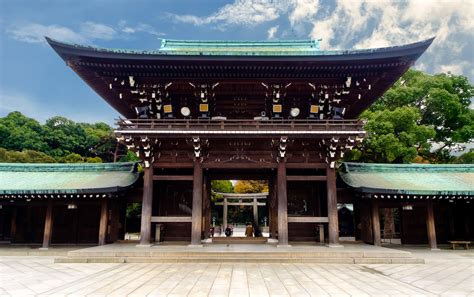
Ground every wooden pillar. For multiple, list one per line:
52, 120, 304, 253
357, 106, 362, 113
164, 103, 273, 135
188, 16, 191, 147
98, 199, 109, 245
426, 201, 438, 250
277, 160, 289, 246
202, 175, 211, 238
371, 200, 381, 246
138, 167, 153, 246
109, 203, 120, 243
40, 200, 53, 250
326, 167, 340, 246
253, 197, 259, 225
464, 205, 471, 240
223, 197, 228, 231
10, 207, 17, 243
190, 160, 203, 246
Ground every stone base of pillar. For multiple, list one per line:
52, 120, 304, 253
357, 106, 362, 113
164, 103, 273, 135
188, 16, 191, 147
136, 244, 153, 248
430, 248, 441, 251
188, 244, 204, 247
326, 243, 344, 248
38, 247, 49, 251
276, 244, 292, 248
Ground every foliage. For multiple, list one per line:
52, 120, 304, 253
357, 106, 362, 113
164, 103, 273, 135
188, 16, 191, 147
366, 69, 474, 163
452, 150, 474, 164
211, 180, 233, 201
0, 148, 56, 163
346, 106, 436, 163
234, 180, 268, 193
0, 112, 133, 163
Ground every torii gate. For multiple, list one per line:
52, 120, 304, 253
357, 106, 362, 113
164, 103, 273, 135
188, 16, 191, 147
214, 192, 268, 229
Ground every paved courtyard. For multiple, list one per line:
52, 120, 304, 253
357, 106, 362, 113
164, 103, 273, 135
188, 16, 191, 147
0, 248, 472, 296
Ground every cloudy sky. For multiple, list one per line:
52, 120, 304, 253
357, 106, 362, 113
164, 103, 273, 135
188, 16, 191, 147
0, 0, 472, 124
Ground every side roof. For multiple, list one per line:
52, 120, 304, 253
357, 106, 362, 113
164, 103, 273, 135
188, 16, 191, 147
0, 162, 140, 195
340, 162, 474, 197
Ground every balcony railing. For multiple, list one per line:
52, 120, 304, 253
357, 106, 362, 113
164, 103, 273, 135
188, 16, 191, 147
116, 118, 365, 135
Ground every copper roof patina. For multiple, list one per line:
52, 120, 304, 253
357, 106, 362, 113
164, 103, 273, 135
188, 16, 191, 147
340, 162, 474, 197
0, 162, 139, 195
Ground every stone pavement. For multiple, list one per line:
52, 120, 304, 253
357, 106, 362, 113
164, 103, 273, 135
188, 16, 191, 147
0, 248, 472, 296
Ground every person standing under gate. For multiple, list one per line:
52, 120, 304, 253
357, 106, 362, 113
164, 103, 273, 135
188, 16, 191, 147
245, 222, 254, 237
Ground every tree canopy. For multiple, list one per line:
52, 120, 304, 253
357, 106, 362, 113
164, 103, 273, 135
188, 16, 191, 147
0, 112, 138, 163
347, 70, 473, 164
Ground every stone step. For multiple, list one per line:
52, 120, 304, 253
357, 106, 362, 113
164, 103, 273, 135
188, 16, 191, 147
67, 250, 413, 258
211, 237, 268, 244
55, 256, 424, 264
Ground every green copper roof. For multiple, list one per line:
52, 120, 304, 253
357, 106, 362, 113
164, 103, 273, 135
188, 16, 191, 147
340, 162, 474, 196
0, 162, 139, 195
158, 39, 321, 55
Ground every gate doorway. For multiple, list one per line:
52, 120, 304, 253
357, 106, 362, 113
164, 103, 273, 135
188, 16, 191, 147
205, 171, 272, 240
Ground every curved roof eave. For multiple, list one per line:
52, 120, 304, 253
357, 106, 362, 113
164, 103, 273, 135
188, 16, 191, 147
45, 36, 435, 62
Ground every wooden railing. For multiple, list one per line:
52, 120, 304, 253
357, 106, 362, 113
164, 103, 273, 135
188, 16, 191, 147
116, 118, 364, 132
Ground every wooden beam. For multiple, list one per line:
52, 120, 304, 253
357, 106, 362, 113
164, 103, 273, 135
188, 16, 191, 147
287, 216, 329, 223
203, 162, 278, 169
326, 167, 340, 246
286, 163, 327, 169
277, 160, 289, 246
40, 200, 53, 250
426, 201, 438, 250
153, 175, 193, 181
153, 163, 193, 168
287, 175, 326, 181
98, 199, 109, 245
371, 200, 381, 247
190, 160, 203, 245
151, 216, 192, 223
138, 167, 153, 246
215, 202, 266, 206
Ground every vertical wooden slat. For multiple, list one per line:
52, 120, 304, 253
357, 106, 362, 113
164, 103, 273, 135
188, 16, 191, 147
10, 207, 17, 243
371, 200, 381, 246
190, 160, 203, 245
139, 167, 153, 246
98, 199, 109, 245
277, 160, 289, 246
40, 200, 53, 250
426, 201, 438, 250
326, 167, 340, 246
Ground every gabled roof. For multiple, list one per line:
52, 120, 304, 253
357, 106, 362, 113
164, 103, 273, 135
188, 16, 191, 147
0, 162, 139, 195
340, 162, 474, 197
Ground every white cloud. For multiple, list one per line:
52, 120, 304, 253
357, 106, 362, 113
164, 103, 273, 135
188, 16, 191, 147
171, 0, 321, 29
267, 25, 279, 39
8, 23, 87, 44
437, 61, 470, 76
289, 0, 319, 26
7, 21, 163, 45
118, 22, 165, 37
8, 22, 117, 44
170, 0, 288, 28
80, 21, 117, 40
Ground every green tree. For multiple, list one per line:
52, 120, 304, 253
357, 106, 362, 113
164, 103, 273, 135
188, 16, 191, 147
369, 70, 474, 162
452, 150, 474, 164
0, 148, 56, 163
234, 180, 268, 193
211, 180, 233, 201
0, 112, 47, 152
347, 107, 435, 163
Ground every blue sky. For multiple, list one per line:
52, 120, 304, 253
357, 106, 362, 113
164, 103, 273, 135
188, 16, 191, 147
0, 0, 473, 124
